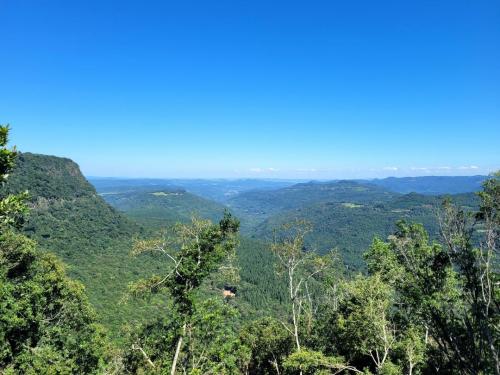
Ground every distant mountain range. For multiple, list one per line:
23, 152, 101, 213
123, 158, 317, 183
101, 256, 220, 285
362, 175, 488, 195
93, 175, 482, 269
89, 175, 488, 203
88, 177, 301, 202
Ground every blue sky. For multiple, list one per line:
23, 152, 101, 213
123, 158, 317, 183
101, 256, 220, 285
1, 0, 499, 178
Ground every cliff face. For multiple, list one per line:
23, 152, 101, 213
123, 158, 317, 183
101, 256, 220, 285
5, 152, 96, 199
4, 152, 139, 253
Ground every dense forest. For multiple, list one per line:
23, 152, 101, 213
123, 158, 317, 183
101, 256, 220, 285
1, 125, 498, 374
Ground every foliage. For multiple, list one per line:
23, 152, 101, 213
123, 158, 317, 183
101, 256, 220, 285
283, 349, 353, 375
1, 123, 497, 374
435, 172, 500, 374
0, 126, 17, 185
335, 275, 396, 370
0, 231, 108, 374
130, 213, 239, 313
239, 317, 294, 375
361, 173, 500, 374
0, 125, 28, 229
271, 220, 337, 352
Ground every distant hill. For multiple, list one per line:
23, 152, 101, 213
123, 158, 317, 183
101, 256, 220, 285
99, 188, 227, 229
364, 175, 488, 195
223, 179, 479, 268
251, 191, 478, 268
89, 177, 299, 203
227, 180, 398, 226
92, 176, 485, 271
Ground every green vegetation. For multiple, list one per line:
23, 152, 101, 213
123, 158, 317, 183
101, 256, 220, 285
2, 152, 170, 338
250, 187, 478, 269
227, 180, 397, 220
1, 125, 497, 374
0, 126, 107, 374
3, 152, 288, 339
100, 188, 227, 229
124, 213, 246, 374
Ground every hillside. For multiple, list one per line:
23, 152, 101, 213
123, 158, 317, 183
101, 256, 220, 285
5, 155, 484, 331
2, 153, 169, 337
100, 178, 481, 270
3, 153, 289, 333
251, 191, 479, 268
99, 188, 227, 229
95, 185, 289, 317
227, 180, 398, 225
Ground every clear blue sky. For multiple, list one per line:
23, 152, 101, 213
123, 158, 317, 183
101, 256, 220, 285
1, 0, 499, 178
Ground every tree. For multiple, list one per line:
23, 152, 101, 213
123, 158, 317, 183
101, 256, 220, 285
124, 297, 249, 374
396, 326, 426, 375
364, 222, 457, 373
362, 173, 500, 375
335, 275, 396, 372
0, 125, 27, 229
271, 221, 333, 353
129, 213, 240, 374
437, 173, 499, 374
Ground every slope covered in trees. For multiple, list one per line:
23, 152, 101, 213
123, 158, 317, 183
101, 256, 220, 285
0, 127, 108, 374
2, 153, 170, 336
96, 178, 480, 271
3, 153, 288, 335
227, 180, 398, 220
251, 192, 478, 268
99, 188, 227, 229
119, 173, 499, 374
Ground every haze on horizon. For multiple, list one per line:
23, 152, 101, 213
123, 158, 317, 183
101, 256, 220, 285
1, 0, 499, 179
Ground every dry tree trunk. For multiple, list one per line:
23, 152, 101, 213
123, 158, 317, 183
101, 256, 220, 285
171, 323, 187, 375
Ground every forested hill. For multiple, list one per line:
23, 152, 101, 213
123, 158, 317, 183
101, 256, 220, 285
251, 191, 478, 268
225, 179, 479, 268
2, 153, 169, 335
227, 180, 397, 220
95, 177, 481, 270
4, 154, 484, 332
99, 188, 227, 229
6, 153, 96, 198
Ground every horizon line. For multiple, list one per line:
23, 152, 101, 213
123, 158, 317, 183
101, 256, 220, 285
85, 174, 491, 181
